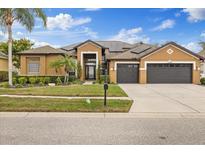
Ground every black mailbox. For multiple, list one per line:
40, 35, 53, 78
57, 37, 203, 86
104, 83, 108, 90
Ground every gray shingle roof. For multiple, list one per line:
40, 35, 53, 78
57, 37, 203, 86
108, 43, 157, 60
19, 45, 66, 55
60, 40, 203, 61
96, 41, 133, 51
108, 41, 205, 60
0, 51, 7, 59
61, 40, 133, 52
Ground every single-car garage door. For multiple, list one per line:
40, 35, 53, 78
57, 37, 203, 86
117, 64, 139, 83
147, 63, 192, 83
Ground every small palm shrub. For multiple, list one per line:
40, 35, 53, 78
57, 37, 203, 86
56, 77, 62, 85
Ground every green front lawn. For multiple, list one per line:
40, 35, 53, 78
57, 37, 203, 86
0, 84, 127, 97
0, 97, 132, 112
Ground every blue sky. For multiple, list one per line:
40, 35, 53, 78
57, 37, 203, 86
1, 8, 205, 52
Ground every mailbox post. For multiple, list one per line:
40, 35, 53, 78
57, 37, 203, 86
104, 82, 108, 106
104, 60, 109, 106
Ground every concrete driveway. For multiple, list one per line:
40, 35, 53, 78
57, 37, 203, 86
119, 84, 205, 113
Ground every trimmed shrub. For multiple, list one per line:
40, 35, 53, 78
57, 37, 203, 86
200, 77, 205, 85
35, 77, 41, 84
49, 76, 63, 83
18, 77, 27, 85
2, 82, 9, 88
56, 77, 62, 85
16, 76, 64, 84
29, 77, 37, 85
44, 77, 50, 84
97, 75, 110, 84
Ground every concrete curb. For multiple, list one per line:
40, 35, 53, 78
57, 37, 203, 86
1, 112, 205, 118
0, 95, 131, 100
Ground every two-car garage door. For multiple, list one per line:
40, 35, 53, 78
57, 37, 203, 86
147, 63, 193, 83
117, 64, 139, 83
116, 63, 193, 83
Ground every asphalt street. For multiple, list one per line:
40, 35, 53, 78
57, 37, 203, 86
0, 117, 205, 144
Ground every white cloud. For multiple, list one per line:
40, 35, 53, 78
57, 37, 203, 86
152, 19, 175, 31
0, 30, 7, 40
182, 42, 202, 52
84, 8, 101, 11
109, 27, 150, 43
47, 13, 91, 30
80, 27, 98, 38
29, 38, 60, 48
16, 31, 23, 36
182, 8, 205, 22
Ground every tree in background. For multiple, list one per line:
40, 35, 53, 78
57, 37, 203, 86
0, 8, 47, 86
199, 41, 205, 55
199, 41, 205, 50
0, 39, 34, 69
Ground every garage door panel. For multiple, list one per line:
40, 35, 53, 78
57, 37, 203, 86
117, 64, 139, 83
147, 63, 192, 83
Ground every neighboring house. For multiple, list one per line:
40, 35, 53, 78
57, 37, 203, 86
198, 50, 205, 77
0, 51, 8, 71
19, 46, 67, 76
19, 40, 205, 84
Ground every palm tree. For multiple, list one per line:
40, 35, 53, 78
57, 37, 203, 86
0, 9, 47, 86
50, 55, 77, 84
50, 60, 62, 75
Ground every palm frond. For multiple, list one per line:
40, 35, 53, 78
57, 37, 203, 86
32, 8, 47, 27
13, 8, 34, 32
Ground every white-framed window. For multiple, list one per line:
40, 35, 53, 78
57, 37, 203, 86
27, 57, 40, 75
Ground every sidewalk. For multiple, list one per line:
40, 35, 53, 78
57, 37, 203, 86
0, 94, 131, 100
1, 112, 205, 118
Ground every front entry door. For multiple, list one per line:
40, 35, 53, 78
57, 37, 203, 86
85, 65, 96, 80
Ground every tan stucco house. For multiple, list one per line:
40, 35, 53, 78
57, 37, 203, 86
0, 51, 8, 71
19, 40, 205, 84
19, 46, 66, 76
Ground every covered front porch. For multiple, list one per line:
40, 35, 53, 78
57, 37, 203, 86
81, 53, 98, 80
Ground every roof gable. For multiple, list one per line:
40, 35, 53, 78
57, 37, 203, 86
19, 45, 66, 55
141, 42, 205, 60
74, 40, 107, 49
